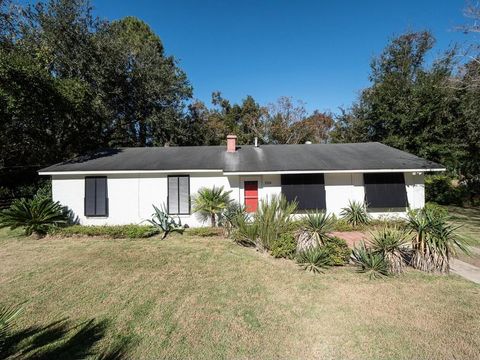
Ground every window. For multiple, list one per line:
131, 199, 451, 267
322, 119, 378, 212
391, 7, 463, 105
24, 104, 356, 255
168, 175, 190, 215
364, 173, 408, 208
281, 174, 326, 210
84, 177, 108, 217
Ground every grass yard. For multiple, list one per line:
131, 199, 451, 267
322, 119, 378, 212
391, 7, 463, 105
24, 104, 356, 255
448, 206, 480, 267
0, 228, 479, 360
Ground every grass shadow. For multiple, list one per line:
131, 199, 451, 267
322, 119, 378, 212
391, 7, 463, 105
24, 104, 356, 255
1, 318, 131, 359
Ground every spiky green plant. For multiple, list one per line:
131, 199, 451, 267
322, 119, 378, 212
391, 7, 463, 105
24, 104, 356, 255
254, 195, 297, 251
296, 247, 331, 273
0, 197, 67, 237
407, 205, 468, 273
369, 226, 409, 274
0, 304, 22, 352
231, 215, 258, 247
351, 242, 389, 279
301, 211, 335, 246
193, 186, 232, 227
219, 202, 249, 236
340, 200, 370, 228
147, 205, 184, 239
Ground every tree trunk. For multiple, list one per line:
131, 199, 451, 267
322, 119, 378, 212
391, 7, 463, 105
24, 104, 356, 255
211, 213, 216, 227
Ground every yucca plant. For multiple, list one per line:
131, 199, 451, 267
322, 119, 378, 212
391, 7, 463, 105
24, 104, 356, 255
231, 215, 258, 247
0, 197, 68, 237
296, 247, 331, 273
0, 304, 23, 352
300, 211, 335, 248
407, 205, 468, 273
193, 186, 232, 227
340, 200, 370, 228
254, 195, 297, 251
369, 226, 409, 274
351, 242, 389, 279
219, 202, 249, 236
147, 205, 184, 239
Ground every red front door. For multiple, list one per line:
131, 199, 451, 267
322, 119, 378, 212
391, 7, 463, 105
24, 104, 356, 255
244, 181, 258, 213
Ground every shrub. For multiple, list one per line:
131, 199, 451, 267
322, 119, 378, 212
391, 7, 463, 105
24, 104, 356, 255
351, 242, 389, 279
186, 227, 223, 237
230, 215, 258, 247
407, 204, 468, 273
254, 195, 297, 251
340, 200, 370, 228
147, 205, 184, 239
369, 226, 409, 274
270, 233, 297, 259
193, 186, 232, 227
425, 174, 465, 206
50, 224, 159, 238
0, 197, 68, 237
219, 202, 249, 236
296, 247, 331, 273
323, 236, 351, 265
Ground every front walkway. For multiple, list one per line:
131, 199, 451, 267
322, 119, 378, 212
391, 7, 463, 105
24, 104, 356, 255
450, 259, 480, 284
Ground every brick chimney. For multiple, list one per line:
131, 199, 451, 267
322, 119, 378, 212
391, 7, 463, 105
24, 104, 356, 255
226, 134, 237, 152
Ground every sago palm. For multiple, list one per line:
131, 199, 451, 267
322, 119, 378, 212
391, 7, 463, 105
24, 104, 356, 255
0, 197, 67, 237
193, 186, 232, 227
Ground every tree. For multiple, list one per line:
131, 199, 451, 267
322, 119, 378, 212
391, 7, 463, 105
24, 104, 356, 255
96, 16, 192, 147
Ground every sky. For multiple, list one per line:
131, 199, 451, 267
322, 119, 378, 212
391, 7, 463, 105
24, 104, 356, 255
38, 1, 480, 113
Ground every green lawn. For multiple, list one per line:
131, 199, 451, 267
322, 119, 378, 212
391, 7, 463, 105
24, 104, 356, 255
447, 206, 480, 267
0, 228, 479, 359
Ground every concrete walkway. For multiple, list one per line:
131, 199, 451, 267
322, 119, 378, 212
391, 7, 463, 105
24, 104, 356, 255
450, 259, 480, 284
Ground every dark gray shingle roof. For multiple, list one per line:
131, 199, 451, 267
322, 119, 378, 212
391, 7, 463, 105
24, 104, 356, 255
39, 142, 444, 173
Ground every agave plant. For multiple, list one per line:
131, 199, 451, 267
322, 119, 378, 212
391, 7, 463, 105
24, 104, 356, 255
193, 186, 232, 227
369, 226, 409, 274
296, 247, 331, 273
299, 211, 335, 249
407, 205, 468, 273
0, 197, 68, 237
254, 195, 297, 251
340, 200, 370, 228
147, 205, 184, 239
351, 242, 389, 279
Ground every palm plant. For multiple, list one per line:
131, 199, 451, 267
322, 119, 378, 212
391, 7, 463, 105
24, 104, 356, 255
296, 247, 332, 273
254, 195, 297, 251
300, 211, 335, 248
219, 202, 249, 236
407, 205, 468, 273
147, 205, 184, 239
0, 197, 68, 237
369, 226, 409, 274
340, 200, 370, 228
193, 186, 232, 227
351, 242, 389, 279
0, 304, 22, 352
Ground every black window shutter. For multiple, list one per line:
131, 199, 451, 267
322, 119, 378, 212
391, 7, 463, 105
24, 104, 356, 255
364, 173, 407, 208
281, 174, 326, 210
168, 176, 190, 215
85, 177, 96, 216
84, 176, 108, 217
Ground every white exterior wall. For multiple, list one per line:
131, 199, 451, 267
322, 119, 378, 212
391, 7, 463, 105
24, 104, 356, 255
52, 171, 425, 227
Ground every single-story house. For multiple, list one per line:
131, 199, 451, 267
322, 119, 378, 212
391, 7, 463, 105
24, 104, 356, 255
38, 135, 445, 227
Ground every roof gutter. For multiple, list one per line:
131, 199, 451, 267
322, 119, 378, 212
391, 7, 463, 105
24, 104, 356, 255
39, 168, 446, 176
222, 168, 446, 175
38, 169, 224, 176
